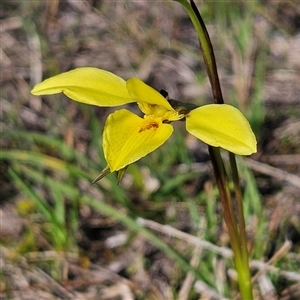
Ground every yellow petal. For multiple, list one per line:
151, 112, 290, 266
31, 68, 133, 106
186, 104, 257, 155
103, 109, 173, 171
126, 78, 174, 111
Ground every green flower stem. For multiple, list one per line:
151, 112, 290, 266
209, 147, 239, 248
173, 0, 223, 104
210, 148, 252, 299
173, 0, 253, 298
229, 152, 253, 291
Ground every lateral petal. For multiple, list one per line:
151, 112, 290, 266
126, 78, 174, 111
186, 104, 257, 155
31, 68, 133, 106
103, 109, 173, 171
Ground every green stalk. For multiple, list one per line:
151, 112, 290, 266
173, 0, 223, 104
209, 147, 239, 251
173, 0, 253, 298
229, 152, 252, 293
210, 148, 252, 298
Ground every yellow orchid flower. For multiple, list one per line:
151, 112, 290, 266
31, 67, 256, 182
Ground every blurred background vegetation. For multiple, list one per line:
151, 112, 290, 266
1, 0, 300, 299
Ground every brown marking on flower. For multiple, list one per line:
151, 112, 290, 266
139, 121, 159, 133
